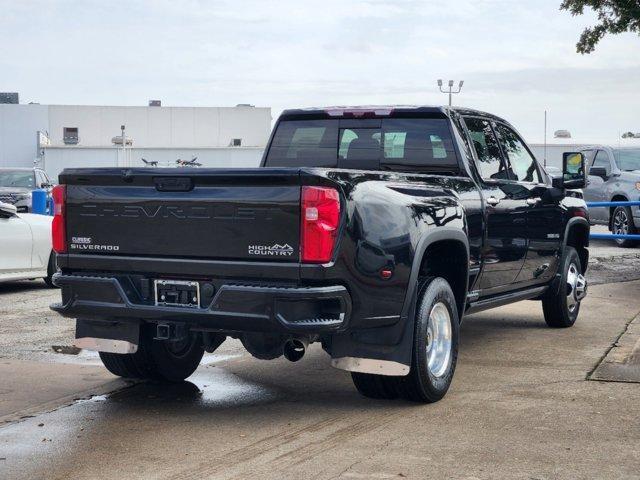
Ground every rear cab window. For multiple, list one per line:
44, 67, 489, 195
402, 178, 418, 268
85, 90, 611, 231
264, 115, 461, 174
265, 120, 339, 167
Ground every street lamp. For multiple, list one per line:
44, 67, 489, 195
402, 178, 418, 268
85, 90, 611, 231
438, 79, 464, 106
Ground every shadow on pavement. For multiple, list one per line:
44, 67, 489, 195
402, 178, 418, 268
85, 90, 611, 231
0, 280, 50, 295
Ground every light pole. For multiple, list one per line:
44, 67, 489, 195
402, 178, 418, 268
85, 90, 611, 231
438, 79, 464, 106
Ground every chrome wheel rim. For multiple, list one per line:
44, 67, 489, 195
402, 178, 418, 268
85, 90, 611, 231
613, 209, 629, 242
426, 302, 452, 378
566, 262, 587, 313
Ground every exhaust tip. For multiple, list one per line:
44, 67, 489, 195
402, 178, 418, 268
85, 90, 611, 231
283, 339, 307, 362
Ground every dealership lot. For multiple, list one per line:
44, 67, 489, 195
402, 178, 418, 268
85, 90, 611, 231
0, 238, 639, 479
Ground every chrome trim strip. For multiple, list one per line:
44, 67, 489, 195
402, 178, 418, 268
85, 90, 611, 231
74, 337, 138, 354
331, 356, 410, 376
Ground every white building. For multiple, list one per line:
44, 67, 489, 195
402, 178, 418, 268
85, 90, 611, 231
529, 141, 593, 170
530, 138, 640, 170
0, 103, 271, 179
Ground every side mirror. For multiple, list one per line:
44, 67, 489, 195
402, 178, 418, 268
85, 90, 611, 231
0, 201, 18, 218
560, 152, 587, 189
588, 166, 608, 179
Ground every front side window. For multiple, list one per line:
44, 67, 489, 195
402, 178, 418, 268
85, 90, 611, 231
494, 123, 541, 183
582, 149, 596, 167
592, 150, 611, 174
613, 149, 640, 172
463, 117, 508, 180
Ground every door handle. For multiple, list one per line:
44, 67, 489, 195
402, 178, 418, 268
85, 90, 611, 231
526, 197, 541, 206
486, 196, 500, 206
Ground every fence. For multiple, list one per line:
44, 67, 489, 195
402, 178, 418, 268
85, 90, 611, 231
586, 201, 640, 241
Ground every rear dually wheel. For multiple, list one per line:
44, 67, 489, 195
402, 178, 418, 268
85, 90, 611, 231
351, 277, 459, 403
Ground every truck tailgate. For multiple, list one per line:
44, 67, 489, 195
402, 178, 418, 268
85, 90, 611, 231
61, 169, 302, 262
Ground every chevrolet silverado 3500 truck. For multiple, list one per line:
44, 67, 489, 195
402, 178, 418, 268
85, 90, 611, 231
50, 106, 590, 403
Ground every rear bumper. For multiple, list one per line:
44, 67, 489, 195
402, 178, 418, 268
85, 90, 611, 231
51, 273, 351, 334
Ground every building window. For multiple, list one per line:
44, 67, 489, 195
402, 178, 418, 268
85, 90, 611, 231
63, 127, 79, 145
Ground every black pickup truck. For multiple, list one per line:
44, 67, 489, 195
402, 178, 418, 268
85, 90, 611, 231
51, 106, 590, 403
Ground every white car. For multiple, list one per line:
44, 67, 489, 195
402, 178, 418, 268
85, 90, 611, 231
0, 201, 57, 286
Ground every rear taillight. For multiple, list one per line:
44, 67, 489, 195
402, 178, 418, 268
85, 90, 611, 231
52, 185, 66, 253
300, 186, 340, 263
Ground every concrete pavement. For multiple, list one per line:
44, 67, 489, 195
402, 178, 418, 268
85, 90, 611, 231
0, 360, 130, 424
1, 280, 639, 479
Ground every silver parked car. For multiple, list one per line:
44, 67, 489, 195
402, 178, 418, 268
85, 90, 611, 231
0, 167, 53, 213
581, 146, 640, 247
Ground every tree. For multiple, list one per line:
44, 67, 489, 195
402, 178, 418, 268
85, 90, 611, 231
560, 0, 640, 53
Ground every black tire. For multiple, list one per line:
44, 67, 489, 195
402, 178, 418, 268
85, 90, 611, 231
99, 346, 154, 379
611, 206, 638, 248
393, 277, 459, 403
99, 327, 204, 382
351, 277, 460, 403
43, 252, 58, 288
351, 372, 398, 400
542, 246, 585, 328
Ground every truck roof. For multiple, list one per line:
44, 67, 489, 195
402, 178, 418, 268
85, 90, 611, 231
579, 145, 640, 150
279, 105, 511, 125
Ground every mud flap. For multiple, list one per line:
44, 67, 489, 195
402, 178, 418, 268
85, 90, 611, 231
74, 318, 141, 354
328, 277, 434, 376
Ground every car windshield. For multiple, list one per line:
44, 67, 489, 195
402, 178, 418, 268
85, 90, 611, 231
0, 171, 35, 188
613, 149, 640, 171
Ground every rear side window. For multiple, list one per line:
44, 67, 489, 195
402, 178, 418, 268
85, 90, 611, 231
265, 117, 459, 173
379, 119, 458, 171
463, 117, 509, 180
613, 149, 640, 171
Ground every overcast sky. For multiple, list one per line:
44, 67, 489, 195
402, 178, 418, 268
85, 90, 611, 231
1, 0, 639, 143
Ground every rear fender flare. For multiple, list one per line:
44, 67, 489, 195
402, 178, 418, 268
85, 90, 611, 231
328, 228, 469, 374
401, 228, 470, 322
388, 228, 469, 369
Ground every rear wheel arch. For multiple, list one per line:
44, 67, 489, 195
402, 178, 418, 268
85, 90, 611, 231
407, 229, 469, 323
348, 229, 469, 379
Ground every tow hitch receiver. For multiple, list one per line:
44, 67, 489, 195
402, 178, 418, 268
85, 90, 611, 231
155, 323, 188, 342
